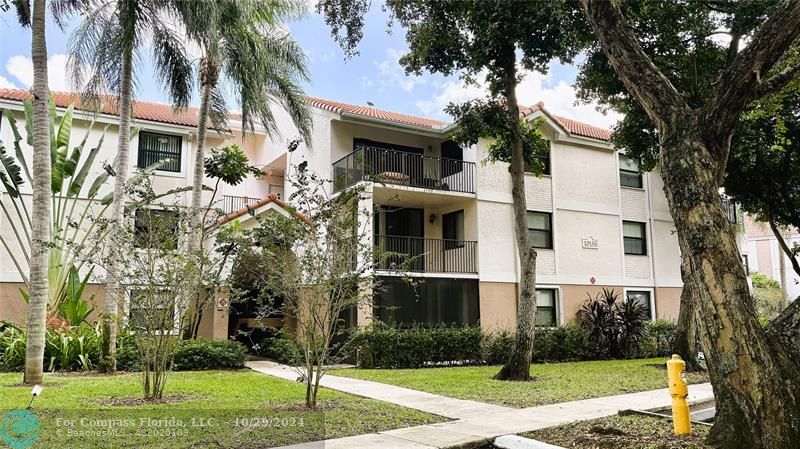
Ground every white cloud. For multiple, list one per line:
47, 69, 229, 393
415, 64, 622, 130
5, 54, 74, 91
374, 48, 427, 93
0, 75, 16, 89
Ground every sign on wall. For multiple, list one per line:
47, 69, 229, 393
581, 236, 599, 250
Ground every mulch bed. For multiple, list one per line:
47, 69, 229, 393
98, 394, 200, 406
524, 415, 711, 449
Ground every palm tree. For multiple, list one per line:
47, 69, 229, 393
21, 0, 52, 385
178, 0, 313, 252
68, 0, 194, 372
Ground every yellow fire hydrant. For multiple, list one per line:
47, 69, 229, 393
667, 354, 691, 435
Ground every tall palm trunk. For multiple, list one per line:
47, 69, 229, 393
185, 58, 216, 338
494, 50, 538, 381
100, 46, 134, 373
188, 56, 217, 252
24, 0, 51, 385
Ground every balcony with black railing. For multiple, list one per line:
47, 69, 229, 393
332, 146, 476, 194
374, 234, 478, 274
721, 194, 739, 224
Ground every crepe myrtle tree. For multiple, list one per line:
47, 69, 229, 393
229, 165, 380, 409
78, 170, 232, 400
577, 0, 800, 446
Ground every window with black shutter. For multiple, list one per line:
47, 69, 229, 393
137, 131, 182, 172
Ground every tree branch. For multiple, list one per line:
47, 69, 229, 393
769, 217, 800, 278
755, 61, 800, 98
579, 0, 689, 130
703, 0, 800, 144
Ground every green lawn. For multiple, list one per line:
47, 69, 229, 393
0, 370, 444, 448
331, 358, 710, 408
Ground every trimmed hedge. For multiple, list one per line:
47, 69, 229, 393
172, 339, 247, 370
120, 338, 246, 371
353, 325, 483, 369
351, 321, 677, 369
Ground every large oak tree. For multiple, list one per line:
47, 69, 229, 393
578, 1, 800, 447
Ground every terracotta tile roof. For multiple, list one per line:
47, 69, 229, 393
306, 96, 448, 129
0, 88, 205, 128
1, 88, 612, 141
520, 101, 612, 141
219, 193, 310, 225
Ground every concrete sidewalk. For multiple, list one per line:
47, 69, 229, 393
247, 360, 512, 420
246, 361, 714, 449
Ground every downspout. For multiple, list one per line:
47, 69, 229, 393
646, 172, 658, 319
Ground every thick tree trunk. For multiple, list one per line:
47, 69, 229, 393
660, 120, 800, 449
24, 0, 50, 386
495, 52, 538, 382
673, 262, 702, 371
100, 45, 134, 373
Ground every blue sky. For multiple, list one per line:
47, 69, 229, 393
0, 4, 619, 128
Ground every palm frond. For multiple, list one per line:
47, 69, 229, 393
151, 20, 194, 110
11, 0, 31, 27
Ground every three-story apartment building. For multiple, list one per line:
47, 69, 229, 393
0, 88, 747, 336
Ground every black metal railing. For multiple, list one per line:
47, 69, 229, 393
374, 235, 477, 274
720, 195, 739, 224
332, 146, 475, 194
221, 195, 263, 214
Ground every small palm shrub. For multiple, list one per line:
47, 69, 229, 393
577, 288, 648, 358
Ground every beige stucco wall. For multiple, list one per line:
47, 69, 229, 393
553, 140, 618, 210
0, 282, 108, 324
559, 284, 624, 323
655, 287, 682, 320
479, 281, 517, 332
556, 210, 625, 281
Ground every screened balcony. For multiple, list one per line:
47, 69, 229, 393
332, 146, 476, 194
374, 235, 478, 274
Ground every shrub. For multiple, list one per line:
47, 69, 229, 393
637, 320, 677, 358
258, 331, 303, 365
533, 325, 601, 362
577, 288, 648, 358
0, 324, 247, 372
353, 324, 484, 369
172, 339, 247, 370
0, 323, 26, 371
482, 330, 514, 365
0, 323, 103, 372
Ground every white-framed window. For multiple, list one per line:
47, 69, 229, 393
137, 131, 183, 173
126, 289, 179, 335
623, 221, 647, 255
625, 289, 654, 321
535, 288, 559, 327
619, 153, 643, 188
133, 208, 180, 250
527, 211, 553, 249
